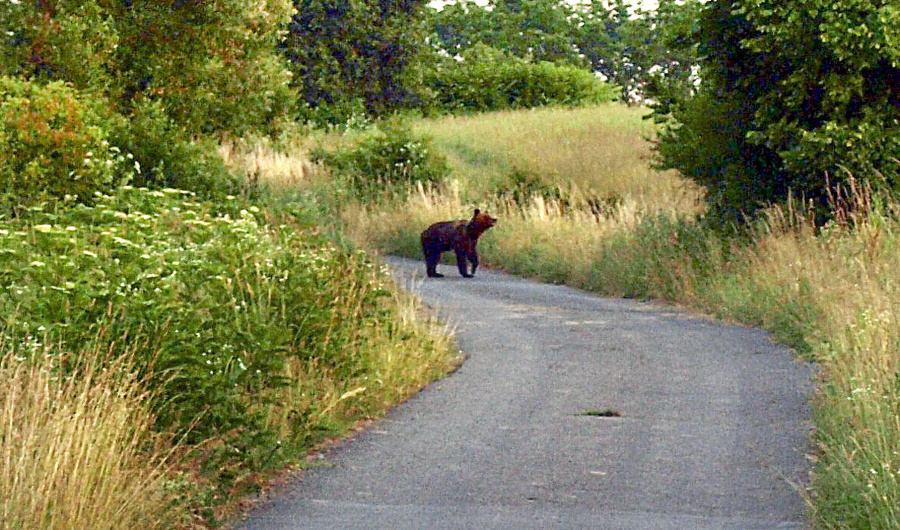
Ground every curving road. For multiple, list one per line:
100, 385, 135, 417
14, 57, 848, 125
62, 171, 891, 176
238, 256, 813, 530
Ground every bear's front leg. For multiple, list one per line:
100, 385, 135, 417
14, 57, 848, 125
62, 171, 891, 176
455, 248, 473, 277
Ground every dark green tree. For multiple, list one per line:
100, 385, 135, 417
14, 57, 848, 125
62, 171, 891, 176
283, 0, 431, 120
655, 0, 900, 224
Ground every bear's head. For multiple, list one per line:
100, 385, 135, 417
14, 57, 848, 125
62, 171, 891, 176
467, 209, 497, 237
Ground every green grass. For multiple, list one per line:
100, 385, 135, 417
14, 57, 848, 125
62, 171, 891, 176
412, 103, 702, 213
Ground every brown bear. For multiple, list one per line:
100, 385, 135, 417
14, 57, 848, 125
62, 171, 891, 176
421, 209, 497, 278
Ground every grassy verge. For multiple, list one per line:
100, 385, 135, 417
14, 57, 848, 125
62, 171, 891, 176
0, 180, 459, 526
326, 104, 900, 528
0, 346, 174, 529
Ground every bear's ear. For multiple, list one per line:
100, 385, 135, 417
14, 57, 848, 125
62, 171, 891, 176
473, 208, 481, 217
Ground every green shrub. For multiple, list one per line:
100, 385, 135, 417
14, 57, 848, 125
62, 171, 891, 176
493, 168, 564, 206
116, 99, 242, 199
0, 77, 136, 212
426, 44, 618, 113
0, 188, 386, 445
588, 215, 724, 301
295, 98, 374, 130
0, 184, 459, 523
311, 123, 449, 200
654, 0, 900, 224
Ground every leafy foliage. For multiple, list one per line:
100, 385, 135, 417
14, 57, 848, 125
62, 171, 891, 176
430, 0, 586, 67
0, 185, 402, 479
655, 0, 900, 224
311, 123, 449, 200
114, 98, 242, 195
0, 0, 294, 197
0, 0, 294, 136
427, 44, 618, 112
283, 0, 431, 120
0, 184, 457, 522
0, 77, 137, 212
427, 0, 701, 104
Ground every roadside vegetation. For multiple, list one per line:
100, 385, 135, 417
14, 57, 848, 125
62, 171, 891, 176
311, 104, 900, 528
0, 184, 459, 526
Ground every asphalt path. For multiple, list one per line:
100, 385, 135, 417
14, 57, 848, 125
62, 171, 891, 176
238, 256, 813, 530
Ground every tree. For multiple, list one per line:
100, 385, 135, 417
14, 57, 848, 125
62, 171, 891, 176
429, 0, 586, 67
0, 0, 294, 136
108, 0, 296, 136
0, 0, 295, 193
283, 0, 431, 119
428, 0, 702, 104
654, 0, 900, 224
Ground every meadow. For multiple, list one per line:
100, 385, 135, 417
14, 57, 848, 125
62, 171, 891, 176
317, 103, 900, 529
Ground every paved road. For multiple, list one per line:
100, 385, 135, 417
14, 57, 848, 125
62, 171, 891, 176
238, 256, 813, 530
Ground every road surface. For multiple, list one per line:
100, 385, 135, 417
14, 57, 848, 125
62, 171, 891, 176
238, 256, 813, 529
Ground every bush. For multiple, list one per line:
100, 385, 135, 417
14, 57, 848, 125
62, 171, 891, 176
0, 77, 137, 212
426, 44, 618, 113
0, 184, 460, 523
654, 0, 900, 225
116, 99, 242, 199
493, 167, 565, 207
0, 77, 238, 210
0, 0, 295, 137
0, 188, 386, 444
311, 123, 449, 200
588, 214, 724, 301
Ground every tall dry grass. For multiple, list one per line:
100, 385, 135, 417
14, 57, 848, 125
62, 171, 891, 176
341, 180, 657, 287
218, 138, 312, 192
412, 103, 702, 212
0, 345, 174, 530
704, 185, 900, 528
344, 105, 703, 291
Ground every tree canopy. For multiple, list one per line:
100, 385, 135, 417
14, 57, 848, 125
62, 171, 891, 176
427, 0, 701, 103
0, 0, 295, 195
0, 0, 295, 136
654, 0, 900, 223
282, 0, 432, 120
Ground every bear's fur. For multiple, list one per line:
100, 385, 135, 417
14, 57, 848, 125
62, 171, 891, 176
421, 209, 497, 278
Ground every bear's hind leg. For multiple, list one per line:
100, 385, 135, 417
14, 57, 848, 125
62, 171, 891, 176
424, 249, 444, 278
